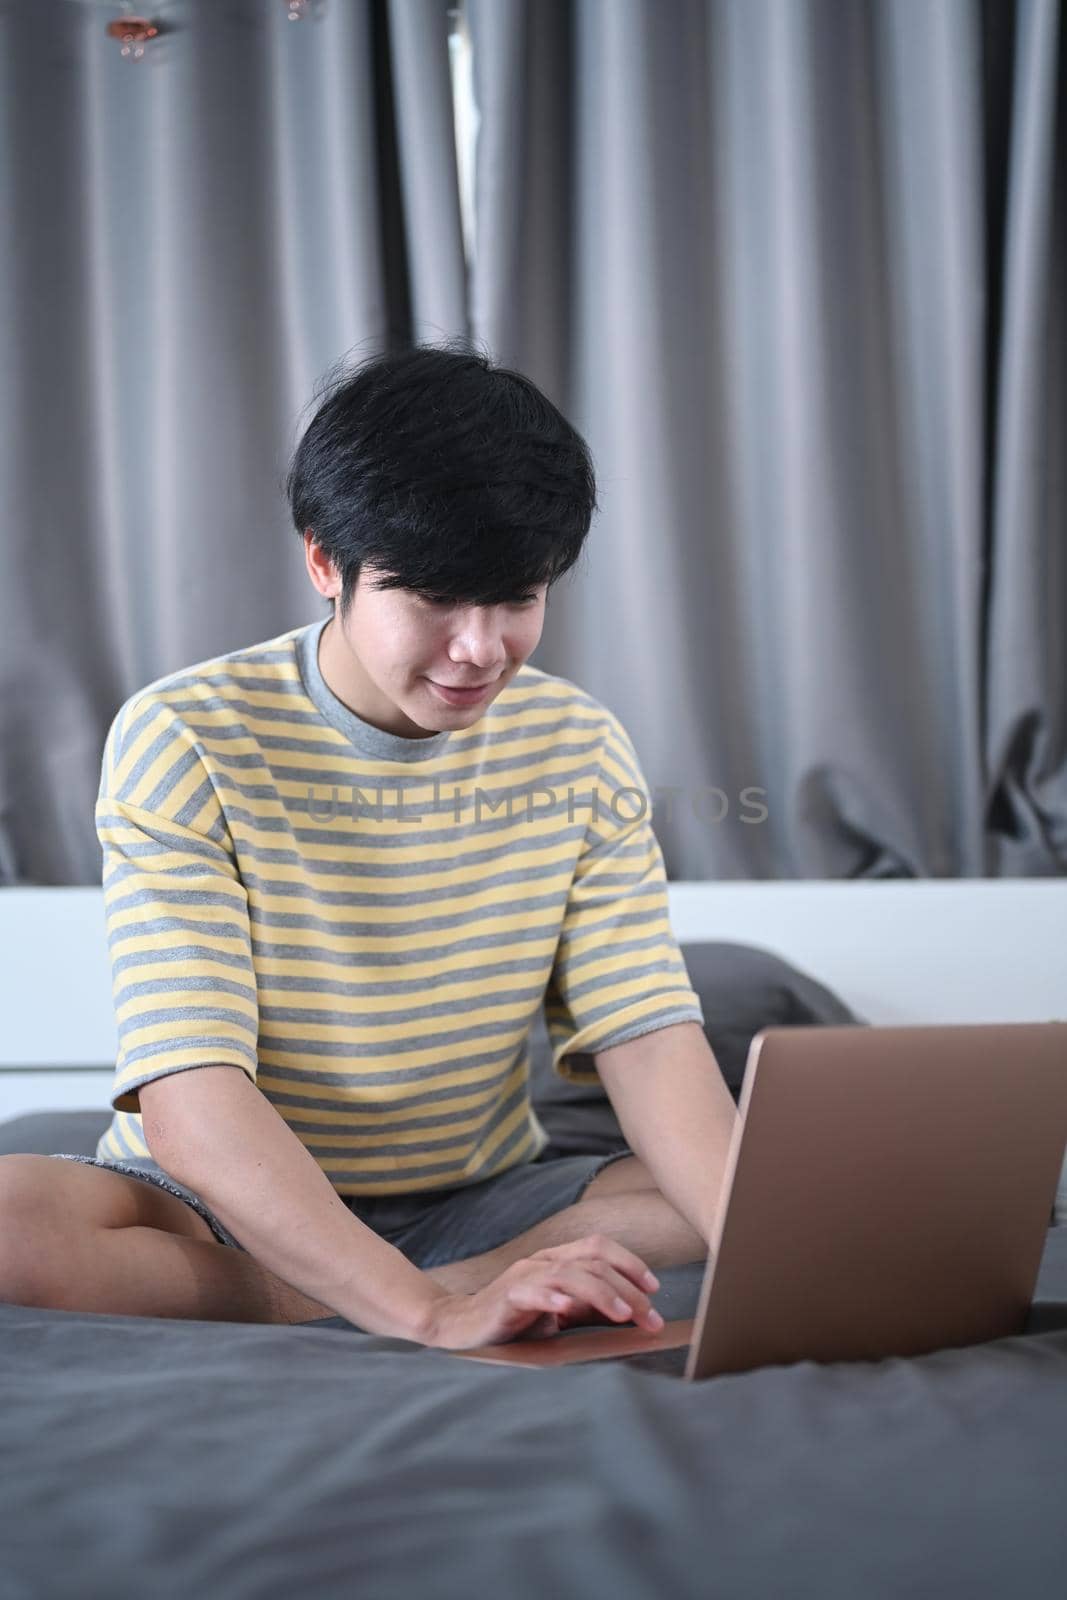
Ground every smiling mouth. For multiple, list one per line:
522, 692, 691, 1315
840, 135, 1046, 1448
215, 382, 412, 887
428, 675, 499, 688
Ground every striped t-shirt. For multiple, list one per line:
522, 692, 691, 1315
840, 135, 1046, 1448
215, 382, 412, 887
94, 615, 704, 1195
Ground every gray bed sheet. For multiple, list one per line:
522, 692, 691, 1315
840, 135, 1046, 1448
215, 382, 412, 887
3, 1230, 1066, 1600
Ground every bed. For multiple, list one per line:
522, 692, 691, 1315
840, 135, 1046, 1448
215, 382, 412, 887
1, 882, 1066, 1598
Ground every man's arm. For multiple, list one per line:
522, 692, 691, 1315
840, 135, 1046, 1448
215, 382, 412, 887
141, 1065, 451, 1341
592, 1022, 741, 1245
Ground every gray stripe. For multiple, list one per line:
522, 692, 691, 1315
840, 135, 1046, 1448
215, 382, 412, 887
560, 930, 691, 976
173, 777, 221, 830
98, 813, 233, 864
143, 742, 203, 814
206, 758, 591, 811
103, 883, 246, 914
550, 1000, 703, 1040
164, 673, 308, 696
128, 645, 303, 701
255, 1018, 534, 1063
268, 805, 591, 853
182, 695, 609, 779
162, 708, 606, 763
203, 801, 291, 833
288, 1089, 519, 1141
556, 897, 666, 939
115, 710, 178, 795
107, 914, 250, 945
288, 730, 604, 779
149, 688, 602, 733
223, 824, 596, 876
215, 806, 588, 857
103, 875, 246, 908
194, 957, 550, 999
117, 1003, 256, 1036
244, 891, 567, 938
260, 1041, 528, 1104
602, 731, 645, 790
116, 697, 167, 760
297, 1076, 532, 1164
161, 697, 339, 728
113, 700, 135, 756
110, 944, 253, 977
105, 894, 660, 958
114, 975, 259, 1006
107, 1121, 153, 1162
318, 1115, 539, 1189
257, 981, 545, 1027
105, 945, 548, 995
246, 921, 556, 965
563, 958, 690, 1005
119, 1035, 258, 1068
232, 862, 576, 906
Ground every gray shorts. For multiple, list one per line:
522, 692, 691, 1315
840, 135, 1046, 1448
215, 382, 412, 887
48, 1146, 637, 1271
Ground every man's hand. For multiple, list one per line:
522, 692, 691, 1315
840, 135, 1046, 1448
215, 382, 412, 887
421, 1234, 664, 1350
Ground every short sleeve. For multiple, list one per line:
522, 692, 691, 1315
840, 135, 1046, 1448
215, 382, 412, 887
545, 711, 704, 1087
97, 693, 259, 1115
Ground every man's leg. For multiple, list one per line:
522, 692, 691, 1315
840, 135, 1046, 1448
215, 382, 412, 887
0, 1155, 337, 1326
422, 1156, 706, 1294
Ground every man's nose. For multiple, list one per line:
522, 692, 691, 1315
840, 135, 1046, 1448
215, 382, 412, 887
449, 610, 508, 666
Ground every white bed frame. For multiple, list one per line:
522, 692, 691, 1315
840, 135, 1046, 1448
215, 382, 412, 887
1, 880, 1064, 1121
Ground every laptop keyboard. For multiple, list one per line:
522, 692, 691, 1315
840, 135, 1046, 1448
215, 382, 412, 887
585, 1345, 690, 1377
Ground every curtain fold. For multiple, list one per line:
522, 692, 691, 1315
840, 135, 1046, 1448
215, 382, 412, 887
985, 0, 1066, 873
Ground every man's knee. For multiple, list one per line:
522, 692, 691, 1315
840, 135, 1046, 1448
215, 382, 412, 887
580, 1154, 658, 1201
0, 1158, 61, 1304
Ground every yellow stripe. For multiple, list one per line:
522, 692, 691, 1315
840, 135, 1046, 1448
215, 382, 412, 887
115, 990, 258, 1026
250, 940, 558, 983
256, 1044, 528, 1093
264, 1072, 527, 1126
313, 1098, 534, 1176
107, 927, 250, 960
118, 1017, 255, 1053
113, 1049, 254, 1083
109, 702, 175, 796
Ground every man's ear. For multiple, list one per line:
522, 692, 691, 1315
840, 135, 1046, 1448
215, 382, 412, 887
303, 531, 342, 599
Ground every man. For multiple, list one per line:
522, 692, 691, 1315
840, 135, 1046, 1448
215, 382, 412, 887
0, 342, 739, 1350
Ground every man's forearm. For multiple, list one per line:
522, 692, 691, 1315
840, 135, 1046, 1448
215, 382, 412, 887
145, 1065, 450, 1341
594, 1022, 741, 1245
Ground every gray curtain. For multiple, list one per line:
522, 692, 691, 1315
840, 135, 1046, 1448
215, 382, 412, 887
472, 0, 1066, 878
0, 0, 1063, 886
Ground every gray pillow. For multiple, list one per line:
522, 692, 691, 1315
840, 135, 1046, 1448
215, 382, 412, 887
0, 944, 861, 1165
529, 941, 865, 1160
0, 1108, 110, 1157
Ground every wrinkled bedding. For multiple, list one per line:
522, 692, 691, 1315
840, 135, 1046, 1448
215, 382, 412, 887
3, 1231, 1066, 1600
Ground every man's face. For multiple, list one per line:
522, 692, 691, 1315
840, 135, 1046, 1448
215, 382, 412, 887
321, 562, 549, 739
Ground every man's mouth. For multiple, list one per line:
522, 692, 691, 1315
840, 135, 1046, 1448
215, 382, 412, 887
427, 679, 496, 704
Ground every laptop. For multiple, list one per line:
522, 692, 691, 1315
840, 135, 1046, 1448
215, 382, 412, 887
447, 1022, 1067, 1381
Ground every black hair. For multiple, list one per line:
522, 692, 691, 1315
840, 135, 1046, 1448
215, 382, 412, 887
285, 337, 597, 622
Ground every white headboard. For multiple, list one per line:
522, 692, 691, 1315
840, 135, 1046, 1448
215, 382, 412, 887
1, 880, 1064, 1119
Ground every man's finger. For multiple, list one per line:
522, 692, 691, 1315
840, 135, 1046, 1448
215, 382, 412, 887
549, 1235, 660, 1292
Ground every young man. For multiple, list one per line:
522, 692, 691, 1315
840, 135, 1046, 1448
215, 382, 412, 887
0, 343, 739, 1350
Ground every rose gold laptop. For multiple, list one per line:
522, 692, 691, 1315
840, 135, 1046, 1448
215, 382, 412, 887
447, 1022, 1067, 1381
